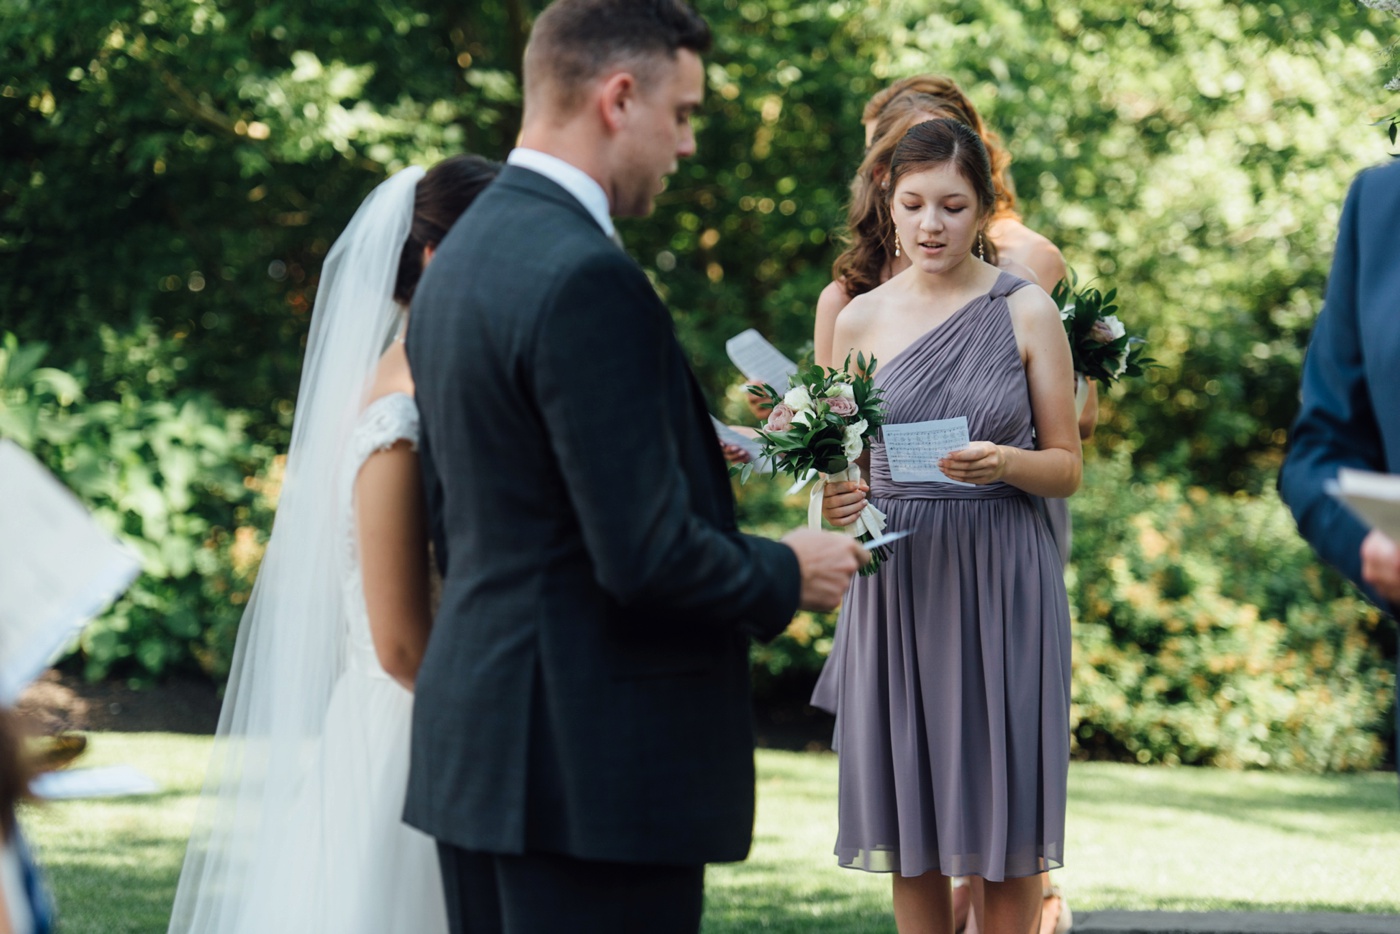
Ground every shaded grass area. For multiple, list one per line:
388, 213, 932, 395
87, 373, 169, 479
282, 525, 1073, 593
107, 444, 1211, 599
16, 736, 1400, 933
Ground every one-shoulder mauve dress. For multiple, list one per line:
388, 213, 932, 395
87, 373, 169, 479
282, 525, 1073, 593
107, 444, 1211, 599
812, 271, 1071, 881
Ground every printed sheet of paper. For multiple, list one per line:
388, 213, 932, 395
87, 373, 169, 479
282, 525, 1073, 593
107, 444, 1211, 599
0, 440, 142, 704
881, 417, 974, 486
725, 329, 797, 396
1328, 468, 1400, 542
710, 416, 764, 464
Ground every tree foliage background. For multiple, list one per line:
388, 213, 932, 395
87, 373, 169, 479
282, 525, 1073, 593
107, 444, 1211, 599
2, 0, 1396, 768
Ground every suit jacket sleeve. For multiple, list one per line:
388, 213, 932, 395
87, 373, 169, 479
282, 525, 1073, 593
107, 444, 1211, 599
532, 251, 800, 638
1279, 169, 1388, 608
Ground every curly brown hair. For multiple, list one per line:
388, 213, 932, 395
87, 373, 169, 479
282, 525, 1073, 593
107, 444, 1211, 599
833, 75, 1018, 297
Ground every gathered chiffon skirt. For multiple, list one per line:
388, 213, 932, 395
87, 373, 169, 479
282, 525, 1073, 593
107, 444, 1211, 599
813, 488, 1071, 881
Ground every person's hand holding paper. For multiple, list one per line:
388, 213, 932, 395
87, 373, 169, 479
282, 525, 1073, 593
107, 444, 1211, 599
1329, 468, 1400, 604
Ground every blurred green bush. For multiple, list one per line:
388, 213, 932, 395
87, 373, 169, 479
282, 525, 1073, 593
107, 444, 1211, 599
1, 331, 277, 681
1069, 454, 1393, 772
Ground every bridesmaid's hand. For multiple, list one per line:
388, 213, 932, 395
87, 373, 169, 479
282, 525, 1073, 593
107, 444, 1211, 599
939, 442, 1009, 485
822, 480, 869, 527
720, 440, 753, 464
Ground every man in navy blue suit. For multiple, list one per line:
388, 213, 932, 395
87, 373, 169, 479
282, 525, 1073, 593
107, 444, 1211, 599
1279, 159, 1400, 637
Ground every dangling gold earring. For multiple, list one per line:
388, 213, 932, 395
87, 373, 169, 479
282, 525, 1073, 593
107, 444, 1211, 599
894, 237, 901, 258
976, 230, 986, 261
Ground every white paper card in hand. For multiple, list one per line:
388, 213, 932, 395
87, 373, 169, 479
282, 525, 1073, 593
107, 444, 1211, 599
882, 417, 974, 486
0, 440, 142, 704
710, 416, 764, 464
1329, 468, 1400, 542
725, 329, 798, 396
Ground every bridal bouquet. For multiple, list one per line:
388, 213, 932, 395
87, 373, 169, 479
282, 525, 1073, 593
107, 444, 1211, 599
1051, 271, 1154, 386
740, 354, 891, 575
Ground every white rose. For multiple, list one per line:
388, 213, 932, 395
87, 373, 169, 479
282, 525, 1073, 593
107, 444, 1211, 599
783, 385, 813, 411
826, 382, 855, 400
842, 419, 868, 461
1100, 314, 1126, 341
1060, 302, 1075, 322
791, 409, 814, 429
1113, 347, 1130, 378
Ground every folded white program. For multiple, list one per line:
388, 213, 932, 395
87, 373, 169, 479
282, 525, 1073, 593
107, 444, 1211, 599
1327, 467, 1400, 542
0, 439, 141, 703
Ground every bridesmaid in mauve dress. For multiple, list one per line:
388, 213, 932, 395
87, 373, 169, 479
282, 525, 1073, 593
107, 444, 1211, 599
817, 118, 1081, 934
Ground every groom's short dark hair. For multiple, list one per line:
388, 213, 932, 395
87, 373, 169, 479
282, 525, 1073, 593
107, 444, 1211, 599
524, 0, 712, 111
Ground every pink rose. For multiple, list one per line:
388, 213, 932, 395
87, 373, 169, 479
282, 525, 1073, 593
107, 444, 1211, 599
765, 403, 796, 432
827, 396, 858, 417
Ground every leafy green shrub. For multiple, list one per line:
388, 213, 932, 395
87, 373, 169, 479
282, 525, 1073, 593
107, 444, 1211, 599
1070, 453, 1394, 772
1, 331, 276, 682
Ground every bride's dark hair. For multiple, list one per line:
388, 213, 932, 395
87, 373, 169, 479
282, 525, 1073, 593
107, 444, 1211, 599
833, 76, 1016, 298
393, 154, 502, 304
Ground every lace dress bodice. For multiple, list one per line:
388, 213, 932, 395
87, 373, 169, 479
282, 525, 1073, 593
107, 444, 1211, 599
338, 392, 420, 684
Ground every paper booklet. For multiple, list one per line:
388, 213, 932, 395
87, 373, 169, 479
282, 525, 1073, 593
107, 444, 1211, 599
0, 440, 142, 704
880, 417, 974, 486
725, 329, 798, 397
1327, 467, 1400, 542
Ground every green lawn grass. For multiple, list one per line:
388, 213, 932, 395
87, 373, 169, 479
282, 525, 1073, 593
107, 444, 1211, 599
17, 734, 1400, 933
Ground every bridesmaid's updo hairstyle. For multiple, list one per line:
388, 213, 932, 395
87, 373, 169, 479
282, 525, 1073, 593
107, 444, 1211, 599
888, 118, 1000, 267
392, 154, 502, 305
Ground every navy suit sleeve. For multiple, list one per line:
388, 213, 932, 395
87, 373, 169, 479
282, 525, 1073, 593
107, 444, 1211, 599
1279, 169, 1388, 607
532, 251, 800, 637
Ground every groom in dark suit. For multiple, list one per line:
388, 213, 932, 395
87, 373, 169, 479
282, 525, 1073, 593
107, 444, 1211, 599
404, 1, 867, 931
1279, 159, 1400, 733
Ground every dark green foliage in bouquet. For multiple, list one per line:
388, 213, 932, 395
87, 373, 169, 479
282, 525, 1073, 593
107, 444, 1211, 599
1051, 271, 1156, 386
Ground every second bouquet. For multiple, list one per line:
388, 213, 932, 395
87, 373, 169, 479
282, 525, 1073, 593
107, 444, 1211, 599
743, 353, 891, 575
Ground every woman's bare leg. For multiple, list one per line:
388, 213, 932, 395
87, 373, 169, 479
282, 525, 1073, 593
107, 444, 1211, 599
892, 871, 956, 934
981, 874, 1043, 934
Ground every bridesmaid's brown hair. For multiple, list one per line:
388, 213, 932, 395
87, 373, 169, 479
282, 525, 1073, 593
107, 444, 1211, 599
833, 76, 1016, 298
887, 118, 1001, 267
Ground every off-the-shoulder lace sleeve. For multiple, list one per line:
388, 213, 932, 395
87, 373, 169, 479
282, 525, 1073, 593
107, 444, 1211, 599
349, 392, 420, 474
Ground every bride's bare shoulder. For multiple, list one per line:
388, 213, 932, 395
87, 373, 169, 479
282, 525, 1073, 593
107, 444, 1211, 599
366, 340, 415, 404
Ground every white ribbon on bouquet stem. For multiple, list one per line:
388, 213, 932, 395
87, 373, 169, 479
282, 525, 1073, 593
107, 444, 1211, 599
808, 463, 887, 540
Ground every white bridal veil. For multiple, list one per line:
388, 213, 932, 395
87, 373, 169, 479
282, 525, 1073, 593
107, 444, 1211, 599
167, 165, 426, 934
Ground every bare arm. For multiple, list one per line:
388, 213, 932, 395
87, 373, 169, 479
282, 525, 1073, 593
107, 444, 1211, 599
355, 345, 433, 691
0, 846, 13, 934
813, 279, 855, 369
941, 286, 1081, 496
356, 440, 432, 691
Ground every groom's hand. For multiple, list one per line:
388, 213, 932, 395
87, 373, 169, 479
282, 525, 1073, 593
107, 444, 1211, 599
782, 529, 868, 611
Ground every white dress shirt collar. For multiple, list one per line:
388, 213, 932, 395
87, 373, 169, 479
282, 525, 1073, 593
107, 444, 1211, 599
506, 148, 615, 238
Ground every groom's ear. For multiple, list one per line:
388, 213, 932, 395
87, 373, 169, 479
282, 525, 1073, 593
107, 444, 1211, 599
597, 70, 638, 135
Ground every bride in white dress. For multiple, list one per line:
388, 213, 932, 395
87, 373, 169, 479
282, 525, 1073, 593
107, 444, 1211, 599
168, 156, 499, 934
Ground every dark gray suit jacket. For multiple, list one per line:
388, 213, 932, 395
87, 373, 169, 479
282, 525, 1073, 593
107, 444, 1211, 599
1280, 159, 1400, 611
403, 165, 801, 866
